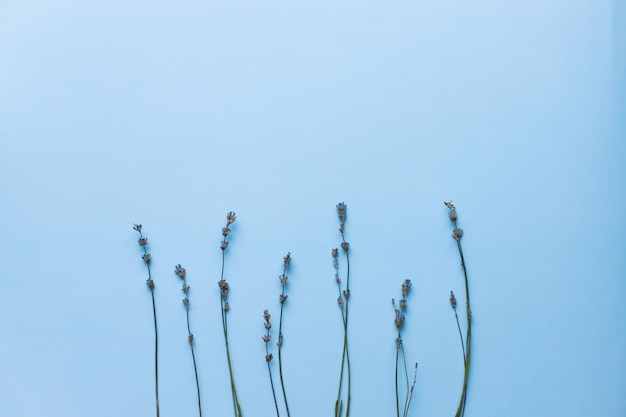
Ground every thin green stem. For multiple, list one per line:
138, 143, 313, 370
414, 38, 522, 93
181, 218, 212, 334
190, 344, 202, 417
151, 288, 160, 417
401, 344, 410, 417
395, 347, 400, 417
342, 233, 351, 417
220, 242, 242, 417
184, 288, 202, 417
277, 298, 291, 417
454, 310, 466, 366
452, 217, 471, 417
137, 228, 159, 417
266, 339, 281, 417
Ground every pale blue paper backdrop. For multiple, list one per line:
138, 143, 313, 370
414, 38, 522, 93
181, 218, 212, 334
1, 1, 624, 417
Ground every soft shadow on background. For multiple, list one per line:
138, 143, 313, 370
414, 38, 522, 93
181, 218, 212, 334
0, 1, 624, 417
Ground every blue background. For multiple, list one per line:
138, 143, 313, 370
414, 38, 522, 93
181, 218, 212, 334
1, 1, 625, 416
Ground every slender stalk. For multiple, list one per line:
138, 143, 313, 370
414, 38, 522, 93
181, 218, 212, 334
450, 291, 466, 366
404, 363, 418, 416
393, 280, 414, 417
277, 304, 290, 417
343, 236, 351, 417
333, 202, 352, 417
177, 265, 203, 417
264, 310, 281, 417
395, 347, 400, 417
277, 254, 292, 417
134, 224, 159, 417
190, 342, 202, 417
454, 311, 466, 366
267, 359, 281, 417
151, 288, 160, 417
401, 345, 410, 417
445, 202, 471, 417
218, 212, 241, 417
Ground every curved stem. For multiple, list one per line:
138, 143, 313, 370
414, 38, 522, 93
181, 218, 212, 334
266, 340, 281, 417
342, 233, 351, 417
401, 345, 410, 417
453, 219, 471, 417
454, 310, 466, 366
277, 300, 291, 417
185, 296, 202, 417
395, 347, 400, 417
220, 246, 241, 417
151, 289, 160, 417
191, 344, 202, 417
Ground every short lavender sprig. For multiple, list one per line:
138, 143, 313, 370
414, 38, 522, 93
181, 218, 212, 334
277, 253, 292, 417
176, 264, 203, 417
445, 201, 472, 417
393, 280, 418, 417
263, 310, 281, 417
334, 202, 351, 417
134, 224, 160, 417
218, 211, 242, 417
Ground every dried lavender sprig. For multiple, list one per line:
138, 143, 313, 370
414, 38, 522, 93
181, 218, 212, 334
134, 224, 160, 417
450, 291, 466, 366
277, 253, 292, 417
176, 264, 203, 417
263, 310, 281, 417
445, 202, 471, 417
218, 212, 242, 417
334, 202, 351, 417
393, 279, 416, 417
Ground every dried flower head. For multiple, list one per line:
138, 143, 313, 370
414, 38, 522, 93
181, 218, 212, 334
337, 296, 344, 308
343, 289, 350, 300
182, 283, 190, 293
279, 294, 288, 304
183, 298, 190, 308
262, 335, 271, 343
220, 240, 229, 251
339, 224, 344, 233
133, 223, 142, 232
399, 299, 407, 310
226, 211, 236, 225
283, 252, 291, 269
452, 228, 463, 241
142, 253, 151, 264
222, 227, 230, 237
265, 353, 273, 362
402, 279, 411, 297
279, 274, 288, 286
395, 312, 405, 329
333, 259, 338, 269
332, 248, 338, 258
336, 202, 347, 222
444, 201, 455, 210
138, 237, 148, 247
264, 321, 271, 330
335, 274, 341, 284
264, 309, 271, 322
223, 302, 230, 312
396, 336, 403, 348
188, 334, 194, 345
450, 291, 457, 309
341, 242, 349, 252
175, 264, 186, 279
146, 278, 155, 289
